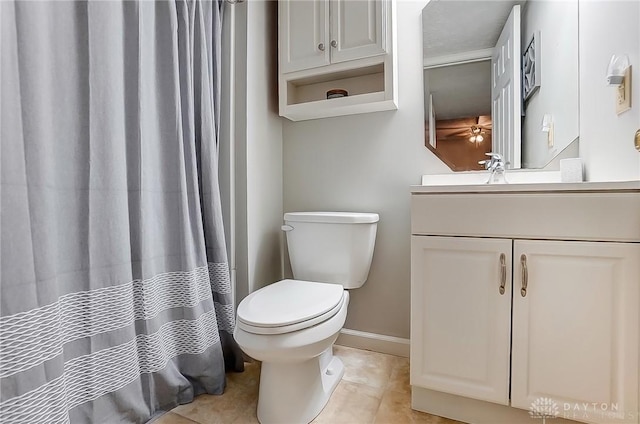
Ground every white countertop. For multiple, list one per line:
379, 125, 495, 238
411, 180, 640, 194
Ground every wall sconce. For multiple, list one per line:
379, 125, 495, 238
541, 114, 554, 148
607, 54, 632, 114
607, 54, 630, 85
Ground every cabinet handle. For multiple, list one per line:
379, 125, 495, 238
520, 254, 528, 297
318, 43, 325, 52
330, 40, 337, 48
499, 253, 506, 295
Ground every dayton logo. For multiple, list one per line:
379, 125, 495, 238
529, 397, 560, 422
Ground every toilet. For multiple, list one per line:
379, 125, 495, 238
233, 211, 379, 424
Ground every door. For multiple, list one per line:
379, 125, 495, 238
329, 0, 386, 64
491, 5, 521, 169
279, 0, 330, 73
512, 240, 640, 424
411, 236, 512, 405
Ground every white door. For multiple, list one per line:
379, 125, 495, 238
329, 0, 386, 64
512, 240, 640, 424
411, 236, 512, 405
491, 5, 521, 169
279, 0, 330, 73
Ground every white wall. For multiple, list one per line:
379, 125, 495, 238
234, 0, 283, 303
283, 1, 448, 339
579, 0, 640, 181
521, 0, 579, 169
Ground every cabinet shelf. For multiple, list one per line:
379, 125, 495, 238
280, 59, 396, 121
280, 61, 396, 121
286, 64, 384, 104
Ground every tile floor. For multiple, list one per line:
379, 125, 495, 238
153, 345, 462, 424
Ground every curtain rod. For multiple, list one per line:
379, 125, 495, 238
225, 0, 245, 4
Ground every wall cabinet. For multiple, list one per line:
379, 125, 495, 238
279, 0, 330, 74
280, 0, 385, 74
278, 0, 397, 121
410, 186, 640, 424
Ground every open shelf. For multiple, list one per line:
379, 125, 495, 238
287, 64, 384, 105
279, 56, 397, 121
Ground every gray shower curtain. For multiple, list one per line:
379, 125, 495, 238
0, 1, 242, 423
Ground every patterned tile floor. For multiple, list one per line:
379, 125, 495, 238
152, 345, 461, 424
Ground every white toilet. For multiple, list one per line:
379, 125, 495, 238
233, 211, 379, 424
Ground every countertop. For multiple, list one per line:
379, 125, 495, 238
411, 180, 640, 194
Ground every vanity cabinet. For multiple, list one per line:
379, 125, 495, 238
411, 236, 512, 405
410, 185, 640, 424
278, 0, 397, 121
511, 240, 639, 421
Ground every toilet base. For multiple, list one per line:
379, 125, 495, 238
256, 347, 345, 424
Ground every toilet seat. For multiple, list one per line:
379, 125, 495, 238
237, 279, 345, 335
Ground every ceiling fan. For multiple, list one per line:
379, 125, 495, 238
435, 115, 492, 140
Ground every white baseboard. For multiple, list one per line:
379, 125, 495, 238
335, 328, 410, 358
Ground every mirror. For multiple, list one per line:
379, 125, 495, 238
422, 0, 580, 171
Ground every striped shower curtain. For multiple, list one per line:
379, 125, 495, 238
0, 1, 242, 422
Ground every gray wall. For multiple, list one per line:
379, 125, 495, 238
268, 0, 639, 340
234, 0, 283, 304
283, 1, 447, 339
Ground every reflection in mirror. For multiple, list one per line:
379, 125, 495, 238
425, 61, 492, 171
422, 0, 580, 171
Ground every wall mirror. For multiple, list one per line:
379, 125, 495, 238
422, 0, 580, 171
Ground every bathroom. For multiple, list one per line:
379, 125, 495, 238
1, 0, 639, 423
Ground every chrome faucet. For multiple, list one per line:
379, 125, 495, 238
479, 153, 508, 184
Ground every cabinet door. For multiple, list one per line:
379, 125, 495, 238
279, 0, 330, 73
329, 0, 386, 64
512, 240, 639, 424
411, 236, 512, 405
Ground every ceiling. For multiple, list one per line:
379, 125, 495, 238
422, 0, 525, 61
425, 60, 492, 120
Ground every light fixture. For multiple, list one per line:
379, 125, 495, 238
469, 125, 484, 144
607, 54, 630, 85
606, 54, 632, 114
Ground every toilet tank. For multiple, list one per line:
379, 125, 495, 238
283, 212, 379, 289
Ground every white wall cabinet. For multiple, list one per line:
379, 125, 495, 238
280, 0, 385, 74
330, 0, 386, 63
279, 0, 330, 74
278, 0, 397, 121
410, 187, 640, 424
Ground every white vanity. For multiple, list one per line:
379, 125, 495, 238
410, 181, 640, 424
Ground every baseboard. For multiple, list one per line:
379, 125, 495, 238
335, 328, 410, 358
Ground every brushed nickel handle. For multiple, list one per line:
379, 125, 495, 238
520, 254, 528, 297
499, 253, 506, 295
330, 40, 337, 48
318, 43, 325, 51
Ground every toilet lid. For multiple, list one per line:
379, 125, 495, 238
237, 279, 344, 328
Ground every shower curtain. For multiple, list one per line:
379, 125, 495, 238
0, 1, 243, 422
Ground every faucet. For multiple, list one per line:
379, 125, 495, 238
479, 153, 508, 184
